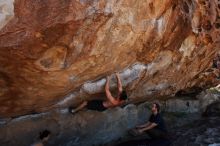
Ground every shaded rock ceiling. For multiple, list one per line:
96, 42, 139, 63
0, 0, 220, 117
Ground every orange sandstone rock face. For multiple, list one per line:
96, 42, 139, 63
0, 0, 220, 117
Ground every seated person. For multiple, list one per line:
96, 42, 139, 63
31, 130, 51, 146
69, 72, 128, 114
131, 103, 168, 139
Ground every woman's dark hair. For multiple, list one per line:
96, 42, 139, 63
153, 102, 160, 112
119, 90, 128, 100
39, 130, 51, 140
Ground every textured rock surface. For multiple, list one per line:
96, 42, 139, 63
0, 0, 14, 29
114, 115, 220, 146
1, 92, 220, 146
171, 116, 220, 146
0, 0, 220, 117
0, 103, 150, 146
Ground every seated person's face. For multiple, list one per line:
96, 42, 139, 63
151, 104, 157, 112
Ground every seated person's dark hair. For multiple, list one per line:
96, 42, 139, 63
119, 90, 128, 100
39, 130, 51, 140
154, 102, 160, 112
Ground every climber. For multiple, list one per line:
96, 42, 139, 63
69, 72, 128, 114
130, 103, 168, 139
31, 130, 51, 146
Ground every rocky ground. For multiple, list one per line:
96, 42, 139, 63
169, 90, 220, 146
170, 99, 220, 146
105, 89, 220, 146
171, 116, 220, 146
107, 113, 220, 146
0, 89, 220, 146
